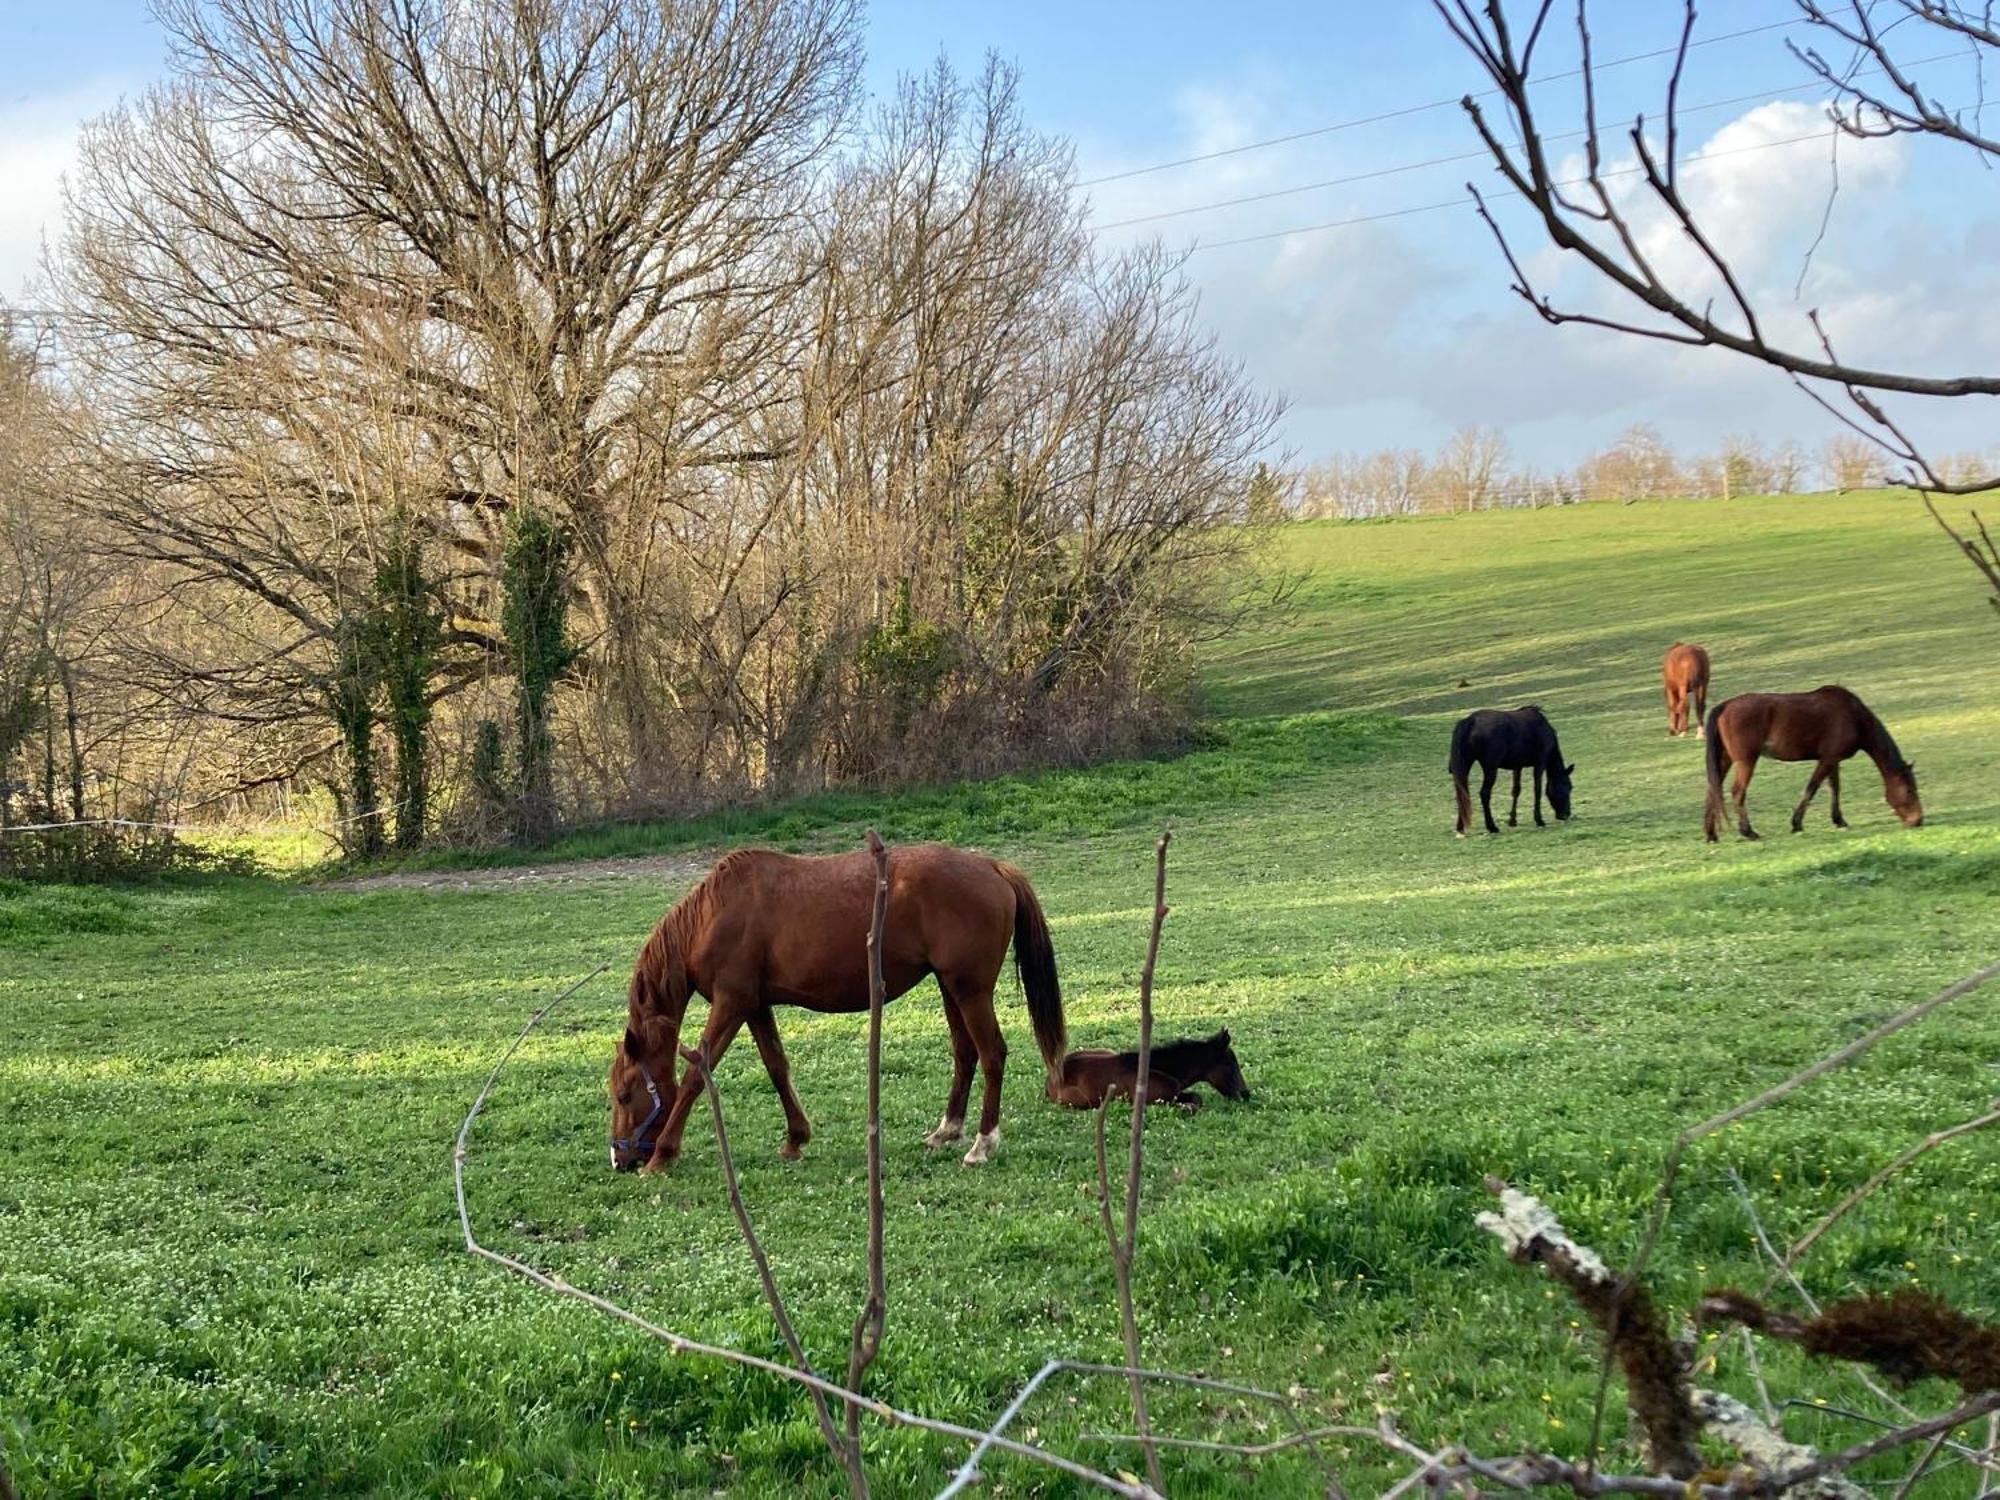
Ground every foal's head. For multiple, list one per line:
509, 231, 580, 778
1190, 1029, 1251, 1100
1885, 760, 1923, 827
1547, 760, 1576, 820
608, 1022, 669, 1172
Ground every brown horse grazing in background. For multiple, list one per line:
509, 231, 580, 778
1704, 687, 1923, 842
1662, 642, 1710, 738
609, 844, 1065, 1171
1046, 1030, 1251, 1111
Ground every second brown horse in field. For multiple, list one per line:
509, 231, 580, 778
1046, 1030, 1250, 1110
609, 843, 1066, 1170
1703, 686, 1923, 841
1662, 642, 1710, 738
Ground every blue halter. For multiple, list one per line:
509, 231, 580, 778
610, 1063, 666, 1160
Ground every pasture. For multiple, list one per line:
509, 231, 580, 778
4, 492, 1998, 1498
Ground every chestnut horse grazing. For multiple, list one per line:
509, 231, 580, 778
1703, 687, 1922, 842
609, 844, 1065, 1171
1046, 1030, 1251, 1110
1662, 642, 1710, 738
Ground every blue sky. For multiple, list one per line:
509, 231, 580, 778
4, 1, 1995, 471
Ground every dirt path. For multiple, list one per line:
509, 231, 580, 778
318, 850, 714, 893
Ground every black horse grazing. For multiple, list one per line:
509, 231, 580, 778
1449, 706, 1575, 836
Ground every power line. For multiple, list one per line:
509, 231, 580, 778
1186, 118, 1860, 253
1090, 51, 1957, 235
1077, 16, 1800, 189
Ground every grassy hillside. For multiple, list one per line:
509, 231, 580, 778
4, 493, 1997, 1498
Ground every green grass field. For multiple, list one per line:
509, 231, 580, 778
4, 493, 1998, 1498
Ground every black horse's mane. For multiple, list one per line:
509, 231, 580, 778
1120, 1032, 1227, 1074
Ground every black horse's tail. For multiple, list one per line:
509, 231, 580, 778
1702, 706, 1728, 842
1448, 716, 1475, 833
998, 862, 1066, 1075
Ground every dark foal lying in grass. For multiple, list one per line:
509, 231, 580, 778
1045, 1028, 1251, 1110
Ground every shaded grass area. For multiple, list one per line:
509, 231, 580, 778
4, 493, 1998, 1497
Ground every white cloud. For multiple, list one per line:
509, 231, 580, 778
0, 80, 133, 304
1087, 88, 1992, 468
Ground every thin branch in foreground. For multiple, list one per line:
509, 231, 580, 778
1594, 961, 2000, 1460
1095, 829, 1172, 1496
843, 829, 892, 1487
1776, 1097, 2000, 1281
453, 965, 1155, 1500
1478, 1180, 1703, 1478
683, 1037, 861, 1494
940, 1358, 1332, 1499
1699, 1288, 2000, 1395
1729, 1170, 1998, 1479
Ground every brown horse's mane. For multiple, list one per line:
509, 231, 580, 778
628, 850, 767, 1025
1814, 685, 1909, 771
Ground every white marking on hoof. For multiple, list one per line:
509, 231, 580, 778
924, 1114, 964, 1150
961, 1128, 1000, 1166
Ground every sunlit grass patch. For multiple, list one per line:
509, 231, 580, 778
5, 494, 1998, 1497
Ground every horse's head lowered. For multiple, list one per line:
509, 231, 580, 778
1547, 760, 1576, 820
1886, 759, 1923, 827
608, 1023, 667, 1172
1191, 1028, 1251, 1101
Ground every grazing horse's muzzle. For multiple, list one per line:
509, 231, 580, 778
610, 1063, 666, 1172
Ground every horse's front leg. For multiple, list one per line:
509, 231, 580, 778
1532, 763, 1546, 826
1508, 768, 1522, 826
1693, 681, 1708, 737
1791, 760, 1835, 833
747, 1008, 811, 1160
1828, 764, 1847, 827
648, 1006, 747, 1171
926, 993, 977, 1150
1479, 765, 1500, 834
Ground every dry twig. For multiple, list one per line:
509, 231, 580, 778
683, 1034, 861, 1492
454, 964, 1156, 1500
843, 830, 893, 1488
1095, 829, 1172, 1494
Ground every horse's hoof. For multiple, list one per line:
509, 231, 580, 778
924, 1115, 965, 1150
1741, 831, 1761, 842
1454, 830, 1466, 840
780, 1140, 806, 1161
961, 1129, 999, 1166
641, 1154, 677, 1175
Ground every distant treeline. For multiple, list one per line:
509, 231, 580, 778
1292, 424, 1997, 517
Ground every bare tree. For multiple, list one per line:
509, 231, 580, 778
48, 20, 1277, 841
1771, 438, 1810, 494
1578, 423, 1683, 503
1820, 434, 1881, 491
1433, 424, 1511, 512
56, 0, 862, 831
1436, 0, 2000, 609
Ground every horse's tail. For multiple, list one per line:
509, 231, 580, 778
998, 862, 1066, 1075
1449, 716, 1475, 830
1702, 706, 1728, 842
